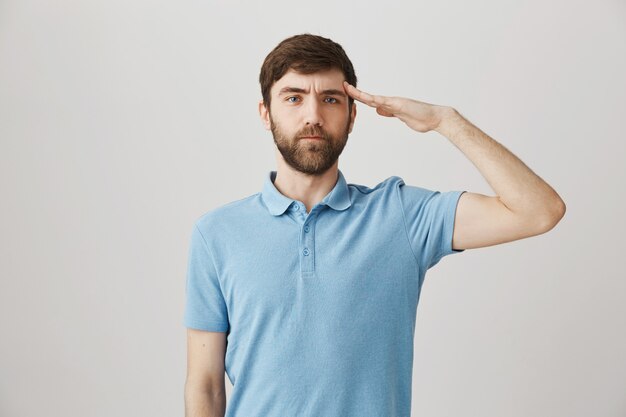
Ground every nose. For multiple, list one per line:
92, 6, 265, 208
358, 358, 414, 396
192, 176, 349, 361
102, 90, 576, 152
303, 97, 324, 127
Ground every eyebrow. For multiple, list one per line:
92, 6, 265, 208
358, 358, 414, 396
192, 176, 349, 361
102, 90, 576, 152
278, 86, 347, 98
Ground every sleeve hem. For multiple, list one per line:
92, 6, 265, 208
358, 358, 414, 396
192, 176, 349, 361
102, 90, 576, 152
440, 190, 466, 257
184, 317, 229, 332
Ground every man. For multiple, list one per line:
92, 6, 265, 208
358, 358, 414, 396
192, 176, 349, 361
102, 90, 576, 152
183, 34, 565, 417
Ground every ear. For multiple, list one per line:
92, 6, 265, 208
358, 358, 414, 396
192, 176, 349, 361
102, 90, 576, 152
259, 100, 271, 131
348, 102, 357, 134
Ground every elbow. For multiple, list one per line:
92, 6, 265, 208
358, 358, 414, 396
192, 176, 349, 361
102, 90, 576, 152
552, 196, 567, 224
538, 198, 566, 233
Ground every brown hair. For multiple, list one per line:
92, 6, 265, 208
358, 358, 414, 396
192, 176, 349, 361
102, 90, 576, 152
259, 33, 357, 112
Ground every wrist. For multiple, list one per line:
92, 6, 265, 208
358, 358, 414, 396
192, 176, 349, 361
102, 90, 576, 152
434, 106, 461, 136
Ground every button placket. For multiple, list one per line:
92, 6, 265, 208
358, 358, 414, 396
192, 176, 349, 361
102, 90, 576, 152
301, 212, 316, 273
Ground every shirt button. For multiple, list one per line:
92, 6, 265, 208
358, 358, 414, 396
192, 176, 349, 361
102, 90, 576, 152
303, 248, 310, 256
304, 225, 310, 233
294, 204, 300, 211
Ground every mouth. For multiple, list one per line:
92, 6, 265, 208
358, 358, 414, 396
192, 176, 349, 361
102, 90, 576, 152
301, 136, 323, 140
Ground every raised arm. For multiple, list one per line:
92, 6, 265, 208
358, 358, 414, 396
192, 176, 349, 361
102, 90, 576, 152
343, 81, 566, 250
436, 107, 565, 250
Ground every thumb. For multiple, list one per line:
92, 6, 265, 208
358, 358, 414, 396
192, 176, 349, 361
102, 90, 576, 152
376, 107, 394, 117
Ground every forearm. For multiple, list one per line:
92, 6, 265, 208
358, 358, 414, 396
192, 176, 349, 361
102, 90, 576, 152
184, 383, 226, 417
434, 107, 566, 223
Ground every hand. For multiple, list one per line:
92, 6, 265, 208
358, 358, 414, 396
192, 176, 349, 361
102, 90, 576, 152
343, 81, 450, 133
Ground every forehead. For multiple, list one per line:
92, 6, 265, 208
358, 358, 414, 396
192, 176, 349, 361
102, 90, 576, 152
271, 68, 345, 95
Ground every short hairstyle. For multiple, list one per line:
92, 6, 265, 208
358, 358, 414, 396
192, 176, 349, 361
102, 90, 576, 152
259, 33, 358, 112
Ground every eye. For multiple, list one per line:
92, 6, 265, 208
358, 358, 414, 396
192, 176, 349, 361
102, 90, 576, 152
286, 96, 300, 103
325, 97, 338, 104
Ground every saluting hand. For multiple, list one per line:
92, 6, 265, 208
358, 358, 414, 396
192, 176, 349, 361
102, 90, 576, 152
343, 81, 450, 134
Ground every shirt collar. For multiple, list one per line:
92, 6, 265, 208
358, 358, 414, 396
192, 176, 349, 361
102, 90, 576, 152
261, 169, 352, 216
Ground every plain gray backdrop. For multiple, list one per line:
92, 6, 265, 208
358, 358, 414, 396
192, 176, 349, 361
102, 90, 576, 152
1, 0, 625, 416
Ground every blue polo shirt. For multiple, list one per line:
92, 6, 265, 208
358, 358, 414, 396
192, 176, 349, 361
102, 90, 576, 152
184, 169, 465, 417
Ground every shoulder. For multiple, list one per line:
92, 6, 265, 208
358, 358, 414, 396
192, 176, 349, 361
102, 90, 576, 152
194, 192, 261, 232
347, 175, 406, 196
347, 175, 437, 207
349, 175, 453, 217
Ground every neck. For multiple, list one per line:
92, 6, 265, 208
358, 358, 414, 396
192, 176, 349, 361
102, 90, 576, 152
273, 157, 339, 214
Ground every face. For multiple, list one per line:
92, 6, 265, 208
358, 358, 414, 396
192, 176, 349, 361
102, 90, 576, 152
259, 68, 357, 176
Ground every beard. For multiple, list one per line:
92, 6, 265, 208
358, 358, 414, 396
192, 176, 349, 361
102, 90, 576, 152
269, 112, 351, 176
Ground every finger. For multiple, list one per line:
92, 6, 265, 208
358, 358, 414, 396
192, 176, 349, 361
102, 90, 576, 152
344, 82, 375, 105
343, 81, 387, 108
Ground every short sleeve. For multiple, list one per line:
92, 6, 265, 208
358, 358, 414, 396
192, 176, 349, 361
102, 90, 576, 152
397, 180, 466, 271
183, 223, 230, 332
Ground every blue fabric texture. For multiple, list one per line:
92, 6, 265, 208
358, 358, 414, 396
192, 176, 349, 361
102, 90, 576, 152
184, 169, 466, 417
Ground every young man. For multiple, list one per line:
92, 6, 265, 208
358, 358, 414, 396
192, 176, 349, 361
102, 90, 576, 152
183, 34, 565, 417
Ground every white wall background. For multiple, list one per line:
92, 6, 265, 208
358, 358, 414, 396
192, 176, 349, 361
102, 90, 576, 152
1, 0, 624, 416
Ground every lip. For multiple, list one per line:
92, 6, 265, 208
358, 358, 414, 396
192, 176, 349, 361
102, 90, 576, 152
301, 136, 323, 140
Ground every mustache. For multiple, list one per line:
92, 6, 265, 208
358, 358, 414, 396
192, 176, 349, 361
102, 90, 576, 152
298, 127, 327, 139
